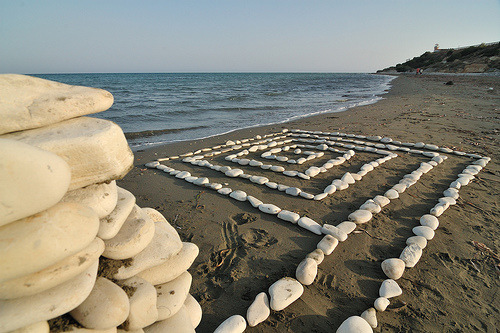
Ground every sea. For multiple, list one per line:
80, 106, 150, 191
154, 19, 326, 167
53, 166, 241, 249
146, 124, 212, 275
34, 73, 395, 150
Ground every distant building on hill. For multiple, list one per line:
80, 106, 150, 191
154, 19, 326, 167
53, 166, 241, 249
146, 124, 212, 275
434, 44, 440, 52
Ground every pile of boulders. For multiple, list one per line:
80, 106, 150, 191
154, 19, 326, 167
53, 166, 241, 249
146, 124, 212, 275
0, 74, 201, 333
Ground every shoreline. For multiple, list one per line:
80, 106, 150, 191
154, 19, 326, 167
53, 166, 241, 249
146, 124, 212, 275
119, 74, 499, 332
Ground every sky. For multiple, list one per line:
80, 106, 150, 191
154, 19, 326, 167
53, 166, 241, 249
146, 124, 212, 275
1, 0, 499, 74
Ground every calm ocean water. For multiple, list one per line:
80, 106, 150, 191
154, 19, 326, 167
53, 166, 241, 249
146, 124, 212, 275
34, 73, 395, 149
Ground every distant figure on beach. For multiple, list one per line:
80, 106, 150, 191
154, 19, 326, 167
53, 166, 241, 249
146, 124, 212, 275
416, 68, 423, 75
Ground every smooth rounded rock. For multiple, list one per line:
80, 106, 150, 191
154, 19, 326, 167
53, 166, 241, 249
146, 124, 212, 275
297, 217, 322, 235
412, 226, 435, 240
384, 189, 399, 199
246, 292, 270, 327
247, 196, 263, 208
400, 244, 423, 268
317, 235, 339, 255
183, 295, 202, 329
391, 183, 407, 194
10, 321, 50, 333
0, 139, 71, 226
381, 258, 405, 280
156, 272, 192, 320
119, 277, 158, 331
258, 204, 281, 215
341, 172, 355, 184
213, 315, 246, 333
0, 261, 99, 332
296, 258, 318, 285
112, 221, 183, 280
0, 202, 99, 283
443, 188, 459, 200
268, 277, 304, 311
3, 117, 133, 190
360, 308, 377, 329
306, 249, 325, 265
143, 306, 194, 333
348, 210, 373, 224
277, 210, 300, 224
336, 221, 357, 234
336, 316, 373, 333
98, 187, 136, 240
70, 277, 129, 330
379, 279, 402, 298
61, 181, 118, 219
373, 195, 390, 207
420, 214, 439, 230
0, 238, 104, 299
332, 179, 349, 190
137, 242, 199, 285
406, 236, 427, 249
374, 297, 390, 312
229, 190, 247, 202
359, 200, 381, 214
225, 169, 244, 178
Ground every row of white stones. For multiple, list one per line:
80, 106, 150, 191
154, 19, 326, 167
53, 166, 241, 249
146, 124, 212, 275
212, 150, 453, 332
340, 155, 491, 332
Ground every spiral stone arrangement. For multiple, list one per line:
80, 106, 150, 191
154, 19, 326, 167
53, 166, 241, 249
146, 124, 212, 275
0, 74, 202, 333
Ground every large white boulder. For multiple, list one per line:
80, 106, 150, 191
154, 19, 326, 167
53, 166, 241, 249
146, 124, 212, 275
155, 272, 192, 321
268, 277, 303, 311
61, 181, 118, 219
143, 306, 194, 333
0, 139, 71, 226
0, 74, 113, 135
119, 277, 158, 331
0, 202, 99, 283
2, 117, 133, 190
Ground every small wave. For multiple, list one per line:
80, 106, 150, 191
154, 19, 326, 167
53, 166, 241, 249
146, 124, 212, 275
124, 125, 209, 139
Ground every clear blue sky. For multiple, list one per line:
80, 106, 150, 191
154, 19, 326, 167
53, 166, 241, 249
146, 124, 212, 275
1, 0, 498, 73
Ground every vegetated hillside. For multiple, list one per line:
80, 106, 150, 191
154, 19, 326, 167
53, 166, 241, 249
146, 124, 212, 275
378, 42, 500, 74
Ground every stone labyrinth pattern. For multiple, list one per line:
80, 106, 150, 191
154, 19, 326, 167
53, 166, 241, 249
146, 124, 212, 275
145, 129, 490, 331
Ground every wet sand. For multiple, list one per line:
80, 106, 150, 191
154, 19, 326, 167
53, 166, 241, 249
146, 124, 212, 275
119, 74, 499, 332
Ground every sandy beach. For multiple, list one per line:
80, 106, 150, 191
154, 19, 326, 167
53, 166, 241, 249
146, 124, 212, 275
119, 74, 499, 332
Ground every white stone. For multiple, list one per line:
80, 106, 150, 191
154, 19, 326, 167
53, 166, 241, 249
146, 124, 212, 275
285, 187, 301, 196
246, 292, 270, 327
138, 242, 198, 285
430, 204, 444, 217
268, 277, 304, 311
250, 176, 268, 184
457, 176, 472, 186
336, 221, 357, 234
348, 210, 373, 224
406, 236, 427, 249
400, 244, 423, 268
225, 169, 244, 177
247, 196, 263, 208
229, 190, 247, 202
283, 170, 298, 177
119, 277, 158, 331
439, 197, 456, 206
3, 117, 133, 190
193, 177, 209, 186
381, 258, 405, 280
317, 235, 339, 255
412, 226, 435, 240
0, 139, 71, 226
360, 308, 377, 329
332, 179, 349, 190
341, 172, 355, 184
379, 279, 402, 298
0, 238, 103, 299
314, 193, 328, 201
213, 315, 246, 333
361, 164, 374, 172
300, 192, 314, 200
277, 210, 300, 224
175, 171, 191, 179
391, 183, 407, 194
249, 160, 263, 167
156, 272, 192, 320
0, 74, 114, 135
0, 263, 96, 331
420, 214, 439, 230
98, 187, 136, 240
296, 258, 318, 285
258, 204, 281, 215
305, 167, 321, 177
218, 188, 233, 195
270, 165, 285, 172
184, 294, 202, 329
297, 217, 322, 235
322, 224, 348, 241
306, 249, 325, 265
143, 306, 194, 333
351, 173, 362, 181
70, 277, 129, 330
112, 221, 182, 280
0, 202, 99, 283
102, 206, 156, 260
374, 297, 390, 312
336, 316, 373, 333
61, 181, 118, 219
373, 195, 390, 207
443, 188, 459, 200
359, 200, 381, 214
10, 321, 50, 333
384, 189, 399, 199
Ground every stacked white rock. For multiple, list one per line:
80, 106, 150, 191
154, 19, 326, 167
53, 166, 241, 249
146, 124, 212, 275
0, 75, 201, 333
